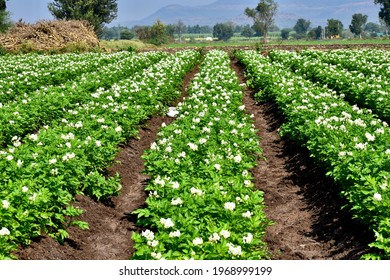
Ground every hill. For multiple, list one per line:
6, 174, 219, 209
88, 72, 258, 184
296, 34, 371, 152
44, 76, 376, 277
122, 0, 379, 28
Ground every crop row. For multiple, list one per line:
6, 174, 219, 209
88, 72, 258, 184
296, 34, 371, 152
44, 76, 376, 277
269, 50, 390, 122
298, 49, 390, 78
132, 50, 271, 260
236, 50, 390, 259
0, 51, 167, 146
0, 52, 132, 104
0, 52, 101, 78
0, 50, 199, 259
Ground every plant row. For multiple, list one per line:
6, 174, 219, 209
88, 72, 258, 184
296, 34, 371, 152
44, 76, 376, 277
132, 50, 271, 260
0, 51, 131, 104
0, 50, 200, 260
0, 52, 90, 78
298, 49, 390, 78
269, 50, 390, 122
0, 51, 167, 147
236, 50, 390, 259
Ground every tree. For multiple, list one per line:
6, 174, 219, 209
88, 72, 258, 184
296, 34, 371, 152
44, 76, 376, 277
0, 0, 11, 33
326, 19, 343, 38
149, 19, 170, 45
120, 28, 134, 40
293, 18, 311, 38
241, 24, 255, 38
187, 24, 201, 34
280, 28, 291, 40
308, 26, 323, 40
374, 0, 390, 26
134, 25, 151, 41
0, 0, 6, 11
245, 0, 278, 43
165, 24, 176, 37
379, 18, 390, 35
365, 22, 381, 33
175, 20, 186, 42
47, 0, 118, 36
349, 13, 368, 38
135, 20, 170, 46
235, 25, 244, 33
186, 25, 211, 34
213, 22, 234, 41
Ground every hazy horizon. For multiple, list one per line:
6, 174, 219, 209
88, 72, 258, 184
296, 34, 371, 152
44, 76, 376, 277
7, 0, 216, 23
6, 0, 380, 28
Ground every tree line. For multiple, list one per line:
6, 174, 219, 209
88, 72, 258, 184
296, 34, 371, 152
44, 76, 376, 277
0, 0, 11, 32
100, 22, 214, 41
241, 0, 390, 42
1, 0, 390, 44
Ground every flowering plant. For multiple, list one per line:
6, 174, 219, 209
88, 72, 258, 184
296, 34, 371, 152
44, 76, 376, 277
132, 50, 271, 260
237, 49, 390, 259
0, 50, 199, 259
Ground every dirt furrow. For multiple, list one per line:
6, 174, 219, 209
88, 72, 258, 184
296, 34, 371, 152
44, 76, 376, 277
231, 57, 373, 260
15, 65, 199, 260
14, 54, 373, 260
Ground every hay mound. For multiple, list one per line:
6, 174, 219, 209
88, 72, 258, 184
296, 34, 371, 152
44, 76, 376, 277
0, 20, 100, 52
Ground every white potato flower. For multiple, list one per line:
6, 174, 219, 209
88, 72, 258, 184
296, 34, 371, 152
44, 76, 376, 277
192, 237, 203, 246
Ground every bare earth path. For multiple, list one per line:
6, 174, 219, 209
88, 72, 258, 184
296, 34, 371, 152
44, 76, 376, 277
16, 55, 373, 260
231, 57, 373, 259
16, 66, 199, 260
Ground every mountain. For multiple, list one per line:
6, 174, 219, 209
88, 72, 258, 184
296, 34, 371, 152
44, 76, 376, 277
120, 0, 380, 28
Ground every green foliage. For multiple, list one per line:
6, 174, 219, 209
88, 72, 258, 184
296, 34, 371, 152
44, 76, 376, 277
213, 22, 234, 41
175, 19, 186, 42
119, 29, 134, 40
280, 28, 292, 40
100, 25, 134, 40
326, 18, 344, 37
0, 43, 6, 55
365, 22, 381, 33
245, 0, 278, 42
0, 0, 6, 10
132, 50, 271, 260
349, 13, 368, 37
307, 26, 323, 40
0, 9, 11, 33
135, 19, 171, 46
0, 50, 200, 259
241, 24, 255, 38
149, 19, 170, 46
61, 41, 93, 53
47, 0, 118, 36
374, 0, 390, 26
236, 49, 390, 259
293, 18, 311, 38
186, 24, 212, 34
18, 40, 36, 53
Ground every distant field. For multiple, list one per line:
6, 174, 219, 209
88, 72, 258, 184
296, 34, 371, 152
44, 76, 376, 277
99, 38, 390, 51
99, 39, 157, 51
167, 37, 390, 49
166, 31, 390, 49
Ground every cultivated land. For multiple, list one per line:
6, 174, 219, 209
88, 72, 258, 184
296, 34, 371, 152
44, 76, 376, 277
1, 44, 389, 260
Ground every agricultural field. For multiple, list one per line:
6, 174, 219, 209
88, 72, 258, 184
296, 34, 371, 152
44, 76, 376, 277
236, 49, 390, 259
0, 47, 389, 260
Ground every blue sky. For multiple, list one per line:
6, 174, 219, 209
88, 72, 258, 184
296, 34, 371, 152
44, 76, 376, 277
7, 0, 216, 23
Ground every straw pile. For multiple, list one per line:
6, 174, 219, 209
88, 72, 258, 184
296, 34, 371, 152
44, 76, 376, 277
0, 20, 100, 52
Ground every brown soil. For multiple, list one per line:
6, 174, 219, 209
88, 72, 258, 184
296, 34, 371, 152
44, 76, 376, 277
231, 58, 374, 259
15, 116, 168, 260
15, 56, 374, 260
15, 66, 198, 260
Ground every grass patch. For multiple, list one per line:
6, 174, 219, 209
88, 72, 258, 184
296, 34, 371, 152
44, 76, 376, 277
166, 37, 390, 49
100, 39, 157, 51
